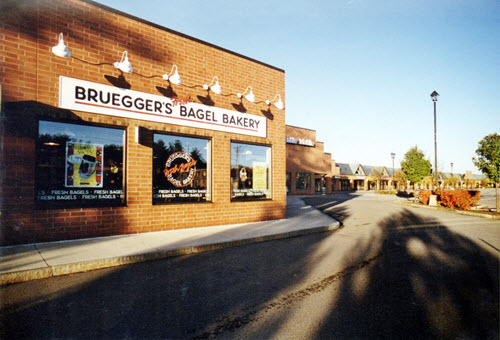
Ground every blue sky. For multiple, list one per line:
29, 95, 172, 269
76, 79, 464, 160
94, 0, 499, 174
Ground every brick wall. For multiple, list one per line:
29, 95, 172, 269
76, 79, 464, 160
285, 125, 336, 195
0, 0, 286, 245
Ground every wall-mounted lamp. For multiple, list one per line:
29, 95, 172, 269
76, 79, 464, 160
237, 86, 255, 103
51, 33, 71, 58
266, 94, 284, 110
114, 51, 133, 73
162, 64, 182, 85
203, 76, 222, 95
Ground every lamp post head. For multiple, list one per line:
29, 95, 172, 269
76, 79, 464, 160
391, 152, 395, 159
430, 91, 439, 102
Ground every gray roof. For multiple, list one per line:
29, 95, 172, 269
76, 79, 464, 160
336, 163, 354, 175
362, 165, 389, 177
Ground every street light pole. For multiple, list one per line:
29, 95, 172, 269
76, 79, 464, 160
391, 152, 395, 190
430, 91, 439, 190
450, 162, 454, 189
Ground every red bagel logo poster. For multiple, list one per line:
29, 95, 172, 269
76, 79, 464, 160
163, 152, 197, 187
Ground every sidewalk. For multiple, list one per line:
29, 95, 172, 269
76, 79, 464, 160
0, 196, 340, 285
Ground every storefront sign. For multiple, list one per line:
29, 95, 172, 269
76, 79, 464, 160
59, 76, 266, 138
285, 136, 315, 147
163, 151, 197, 187
298, 138, 315, 147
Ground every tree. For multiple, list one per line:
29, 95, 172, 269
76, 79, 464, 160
443, 175, 460, 189
401, 146, 432, 185
419, 175, 434, 190
368, 168, 383, 190
472, 133, 499, 211
392, 170, 406, 190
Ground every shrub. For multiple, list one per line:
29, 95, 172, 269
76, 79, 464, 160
436, 190, 481, 210
418, 191, 432, 205
437, 190, 458, 208
397, 191, 414, 198
468, 190, 481, 207
379, 190, 397, 195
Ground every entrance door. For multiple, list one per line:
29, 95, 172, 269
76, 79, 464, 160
315, 178, 322, 194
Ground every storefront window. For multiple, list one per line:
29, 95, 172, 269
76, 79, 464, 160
231, 142, 271, 201
296, 172, 311, 190
286, 172, 291, 193
36, 120, 125, 208
153, 133, 210, 204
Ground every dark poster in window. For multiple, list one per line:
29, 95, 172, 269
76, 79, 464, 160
153, 134, 210, 204
36, 121, 125, 209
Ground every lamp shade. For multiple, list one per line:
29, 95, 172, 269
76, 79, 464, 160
162, 65, 182, 85
237, 86, 255, 103
204, 76, 222, 94
266, 94, 284, 110
51, 33, 71, 58
114, 51, 133, 73
245, 89, 255, 103
430, 90, 439, 102
274, 97, 284, 110
210, 79, 221, 94
169, 69, 182, 85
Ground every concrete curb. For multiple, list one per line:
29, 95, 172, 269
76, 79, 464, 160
394, 201, 499, 220
0, 222, 340, 286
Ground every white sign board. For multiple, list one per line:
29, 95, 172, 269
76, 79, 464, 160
59, 76, 266, 137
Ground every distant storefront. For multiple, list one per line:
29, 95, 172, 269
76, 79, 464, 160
286, 125, 340, 195
0, 0, 286, 245
336, 163, 393, 191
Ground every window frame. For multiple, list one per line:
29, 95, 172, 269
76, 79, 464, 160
230, 141, 272, 202
35, 119, 127, 209
152, 131, 211, 205
295, 172, 312, 191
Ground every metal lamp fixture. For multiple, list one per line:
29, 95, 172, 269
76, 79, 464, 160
266, 94, 284, 110
50, 41, 277, 114
203, 76, 222, 94
430, 90, 439, 189
114, 51, 133, 73
237, 86, 255, 102
430, 91, 439, 102
51, 33, 71, 58
162, 65, 182, 85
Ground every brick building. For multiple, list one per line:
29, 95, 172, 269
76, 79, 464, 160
0, 0, 286, 245
286, 125, 340, 195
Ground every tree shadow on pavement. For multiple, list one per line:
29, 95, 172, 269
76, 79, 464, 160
312, 208, 499, 339
0, 231, 339, 339
302, 193, 357, 224
1, 207, 498, 339
227, 208, 499, 339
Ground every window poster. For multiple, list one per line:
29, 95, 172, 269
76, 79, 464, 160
36, 120, 125, 209
153, 133, 210, 204
230, 143, 271, 201
65, 142, 103, 187
252, 162, 267, 191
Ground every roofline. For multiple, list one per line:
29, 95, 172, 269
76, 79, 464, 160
286, 124, 317, 132
81, 0, 285, 73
